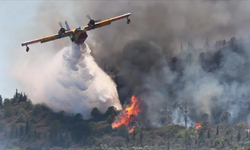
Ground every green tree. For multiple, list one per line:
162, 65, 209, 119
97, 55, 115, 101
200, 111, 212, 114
17, 113, 26, 123
25, 119, 30, 135
132, 129, 136, 140
126, 132, 130, 142
0, 95, 2, 108
207, 129, 211, 138
0, 121, 5, 132
4, 106, 13, 118
73, 113, 83, 122
106, 114, 115, 124
140, 130, 143, 147
105, 106, 117, 117
91, 107, 102, 118
199, 129, 204, 139
167, 141, 170, 150
15, 127, 18, 137
20, 126, 24, 136
237, 130, 241, 142
88, 121, 96, 133
246, 131, 249, 138
4, 99, 11, 107
216, 125, 219, 135
118, 125, 128, 137
32, 104, 43, 116
15, 89, 18, 99
50, 120, 61, 138
221, 112, 231, 124
65, 132, 72, 148
18, 93, 27, 103
10, 125, 15, 138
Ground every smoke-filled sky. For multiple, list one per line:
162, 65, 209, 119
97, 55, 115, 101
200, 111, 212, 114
2, 0, 250, 124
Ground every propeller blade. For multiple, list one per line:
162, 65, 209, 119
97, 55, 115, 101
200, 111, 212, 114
86, 14, 92, 20
58, 22, 63, 28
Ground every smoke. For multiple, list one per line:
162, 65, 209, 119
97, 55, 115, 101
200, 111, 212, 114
13, 43, 122, 119
69, 0, 250, 126
14, 0, 250, 125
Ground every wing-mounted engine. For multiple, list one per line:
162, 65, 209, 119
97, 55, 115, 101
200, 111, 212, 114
86, 14, 101, 29
58, 22, 66, 36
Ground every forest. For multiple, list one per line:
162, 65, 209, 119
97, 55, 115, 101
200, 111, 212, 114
0, 90, 250, 150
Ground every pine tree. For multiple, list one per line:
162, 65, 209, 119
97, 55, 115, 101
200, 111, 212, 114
140, 130, 143, 147
199, 129, 203, 139
216, 125, 219, 135
207, 129, 211, 138
237, 130, 241, 142
15, 127, 18, 137
126, 133, 130, 142
37, 132, 41, 140
34, 130, 37, 139
25, 120, 30, 135
20, 126, 24, 136
0, 95, 2, 108
132, 129, 136, 140
15, 89, 18, 99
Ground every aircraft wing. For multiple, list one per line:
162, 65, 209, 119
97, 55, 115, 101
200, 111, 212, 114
21, 30, 75, 46
80, 13, 131, 32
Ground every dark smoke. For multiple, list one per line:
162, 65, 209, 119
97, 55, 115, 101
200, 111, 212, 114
73, 1, 250, 126
22, 0, 250, 126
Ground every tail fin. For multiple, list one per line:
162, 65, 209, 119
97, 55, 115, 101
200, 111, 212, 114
65, 21, 73, 42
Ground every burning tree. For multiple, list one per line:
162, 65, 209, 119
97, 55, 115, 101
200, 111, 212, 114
111, 95, 141, 133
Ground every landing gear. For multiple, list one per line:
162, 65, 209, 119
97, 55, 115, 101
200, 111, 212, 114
127, 17, 131, 24
26, 45, 29, 52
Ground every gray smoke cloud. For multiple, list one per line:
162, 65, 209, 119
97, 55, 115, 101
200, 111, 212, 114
75, 0, 250, 126
13, 43, 122, 119
14, 0, 250, 125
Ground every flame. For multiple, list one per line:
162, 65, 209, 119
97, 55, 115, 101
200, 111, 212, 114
111, 95, 141, 132
196, 123, 201, 130
128, 126, 136, 134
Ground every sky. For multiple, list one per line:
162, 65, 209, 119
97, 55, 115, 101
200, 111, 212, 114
0, 1, 75, 98
0, 1, 42, 98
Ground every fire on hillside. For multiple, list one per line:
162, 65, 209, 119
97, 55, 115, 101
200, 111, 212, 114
111, 95, 142, 133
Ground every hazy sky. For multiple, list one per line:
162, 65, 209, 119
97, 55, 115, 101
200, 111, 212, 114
0, 1, 42, 98
0, 0, 94, 99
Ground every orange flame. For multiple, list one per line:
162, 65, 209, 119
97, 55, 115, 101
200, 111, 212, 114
196, 123, 201, 130
128, 126, 136, 134
111, 95, 141, 132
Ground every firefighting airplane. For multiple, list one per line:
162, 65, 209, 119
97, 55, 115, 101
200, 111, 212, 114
21, 13, 131, 52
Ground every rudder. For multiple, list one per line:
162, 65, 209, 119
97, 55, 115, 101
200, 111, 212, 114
65, 21, 73, 42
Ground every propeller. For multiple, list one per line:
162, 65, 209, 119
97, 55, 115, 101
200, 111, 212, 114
58, 22, 63, 28
86, 14, 101, 23
86, 14, 92, 20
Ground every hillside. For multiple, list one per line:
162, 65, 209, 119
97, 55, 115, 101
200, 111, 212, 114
0, 90, 250, 150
